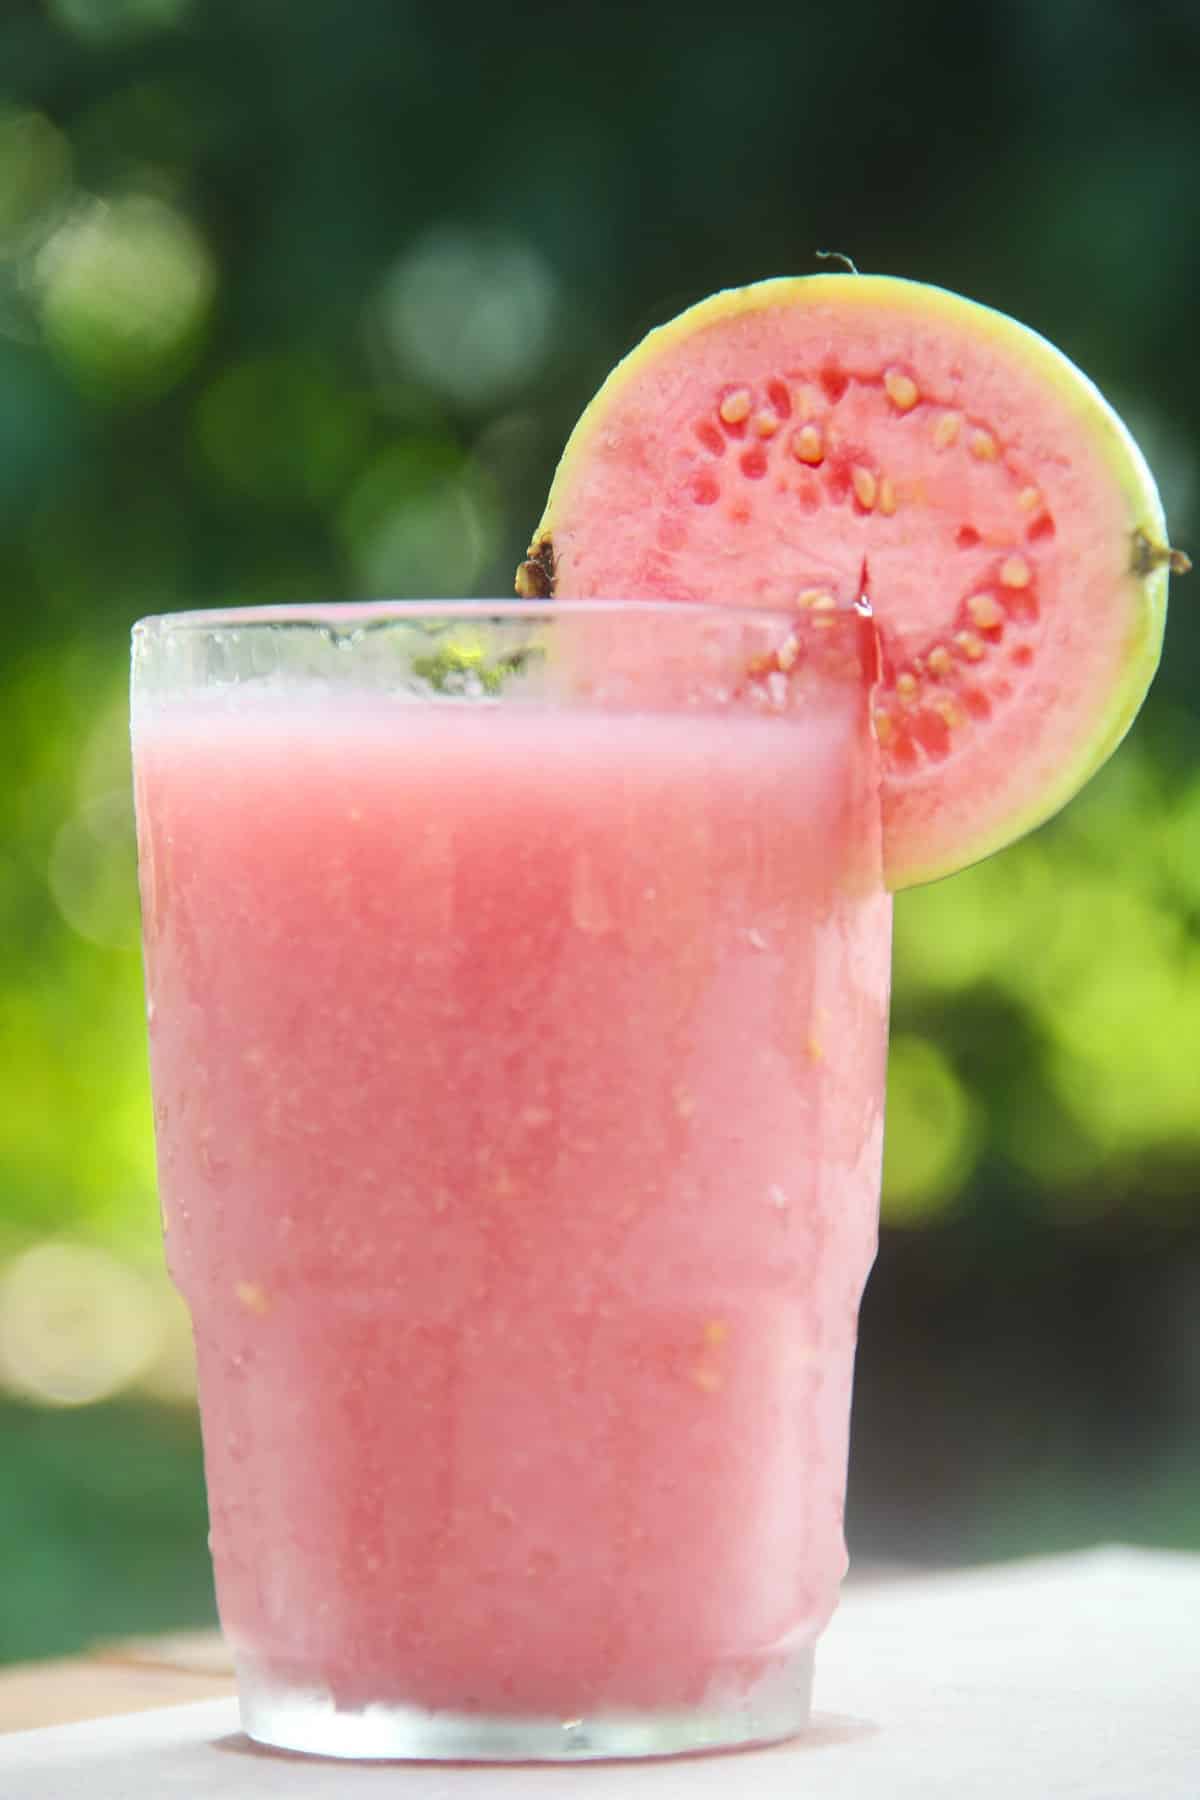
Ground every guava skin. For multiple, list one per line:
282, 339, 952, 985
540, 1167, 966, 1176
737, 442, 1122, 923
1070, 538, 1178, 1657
519, 275, 1188, 889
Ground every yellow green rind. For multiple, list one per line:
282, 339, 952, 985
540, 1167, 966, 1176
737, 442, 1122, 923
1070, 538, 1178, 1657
522, 274, 1175, 890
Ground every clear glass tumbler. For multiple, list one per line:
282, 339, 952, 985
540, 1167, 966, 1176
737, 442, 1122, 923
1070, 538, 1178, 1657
131, 599, 891, 1760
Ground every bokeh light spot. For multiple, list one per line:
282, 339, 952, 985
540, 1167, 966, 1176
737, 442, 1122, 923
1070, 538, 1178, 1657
136, 1278, 198, 1403
882, 1034, 981, 1224
0, 1242, 163, 1407
373, 226, 560, 410
340, 443, 498, 598
194, 352, 370, 505
47, 790, 140, 950
0, 110, 73, 253
37, 193, 215, 400
46, 0, 192, 45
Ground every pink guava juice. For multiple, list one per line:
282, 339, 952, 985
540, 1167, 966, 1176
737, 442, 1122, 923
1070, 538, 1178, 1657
132, 603, 892, 1756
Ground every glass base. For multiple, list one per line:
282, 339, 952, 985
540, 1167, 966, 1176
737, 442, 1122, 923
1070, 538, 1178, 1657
236, 1648, 815, 1762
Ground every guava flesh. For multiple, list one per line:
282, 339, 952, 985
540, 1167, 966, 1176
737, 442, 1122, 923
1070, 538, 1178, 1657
519, 275, 1183, 889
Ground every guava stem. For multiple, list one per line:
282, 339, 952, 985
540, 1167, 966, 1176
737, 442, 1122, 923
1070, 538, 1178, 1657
515, 538, 556, 599
1131, 529, 1191, 577
815, 249, 860, 275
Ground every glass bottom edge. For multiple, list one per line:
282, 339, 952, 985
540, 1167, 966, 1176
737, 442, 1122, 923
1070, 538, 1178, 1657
236, 1648, 816, 1762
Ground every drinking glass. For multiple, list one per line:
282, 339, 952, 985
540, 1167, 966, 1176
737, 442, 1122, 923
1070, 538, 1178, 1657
131, 599, 891, 1760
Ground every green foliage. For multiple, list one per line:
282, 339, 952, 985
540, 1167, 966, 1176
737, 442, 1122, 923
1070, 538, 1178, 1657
887, 723, 1200, 1223
0, 1400, 213, 1663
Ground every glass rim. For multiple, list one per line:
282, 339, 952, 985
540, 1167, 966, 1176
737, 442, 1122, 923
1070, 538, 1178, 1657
133, 596, 873, 638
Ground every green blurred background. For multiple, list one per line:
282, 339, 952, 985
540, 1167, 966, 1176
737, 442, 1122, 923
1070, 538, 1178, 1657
1, 0, 1197, 1666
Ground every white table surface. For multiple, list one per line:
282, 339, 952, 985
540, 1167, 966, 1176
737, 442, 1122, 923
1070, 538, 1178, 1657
3, 1546, 1196, 1798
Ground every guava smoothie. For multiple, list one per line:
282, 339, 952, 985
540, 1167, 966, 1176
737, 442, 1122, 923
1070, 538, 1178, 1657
132, 604, 892, 1759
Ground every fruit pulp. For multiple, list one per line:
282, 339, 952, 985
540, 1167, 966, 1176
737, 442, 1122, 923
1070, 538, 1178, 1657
134, 682, 891, 1736
523, 274, 1176, 889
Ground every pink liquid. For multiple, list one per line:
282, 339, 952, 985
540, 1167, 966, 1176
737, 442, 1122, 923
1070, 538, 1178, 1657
135, 691, 891, 1721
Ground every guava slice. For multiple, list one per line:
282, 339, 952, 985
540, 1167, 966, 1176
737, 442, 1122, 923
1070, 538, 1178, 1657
516, 275, 1187, 889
